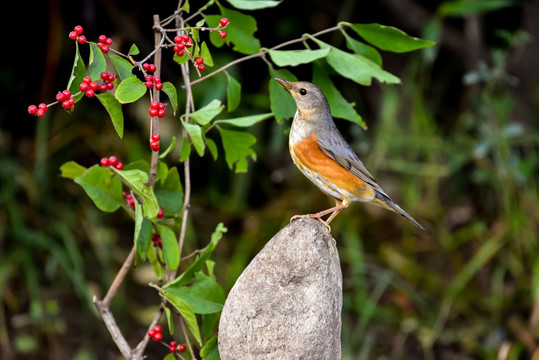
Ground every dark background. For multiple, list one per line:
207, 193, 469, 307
2, 0, 539, 359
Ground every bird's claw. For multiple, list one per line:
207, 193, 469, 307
290, 214, 332, 233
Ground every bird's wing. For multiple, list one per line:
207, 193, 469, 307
316, 127, 388, 196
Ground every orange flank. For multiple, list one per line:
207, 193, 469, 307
292, 133, 375, 200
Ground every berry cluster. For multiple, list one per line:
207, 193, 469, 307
100, 155, 124, 170
56, 90, 75, 110
149, 102, 166, 120
148, 325, 163, 341
28, 103, 48, 117
97, 34, 113, 54
219, 17, 229, 39
149, 132, 161, 151
151, 234, 162, 247
173, 34, 193, 58
123, 192, 135, 210
68, 25, 87, 44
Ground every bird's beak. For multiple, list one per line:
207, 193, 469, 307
274, 78, 291, 90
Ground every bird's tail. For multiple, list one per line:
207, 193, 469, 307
371, 192, 424, 230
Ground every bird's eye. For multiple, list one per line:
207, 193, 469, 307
299, 88, 307, 95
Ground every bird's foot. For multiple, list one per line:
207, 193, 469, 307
290, 214, 331, 232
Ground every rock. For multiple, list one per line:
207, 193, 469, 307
218, 218, 342, 360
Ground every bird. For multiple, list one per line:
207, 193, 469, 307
275, 78, 424, 230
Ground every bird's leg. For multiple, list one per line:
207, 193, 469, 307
291, 199, 349, 231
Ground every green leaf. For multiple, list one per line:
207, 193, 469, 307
225, 73, 242, 111
109, 53, 135, 80
438, 0, 515, 17
180, 0, 190, 12
208, 7, 261, 54
147, 245, 165, 281
123, 159, 150, 173
164, 307, 174, 335
88, 42, 107, 80
159, 225, 180, 271
205, 137, 218, 161
113, 169, 159, 218
200, 41, 214, 67
312, 62, 366, 129
115, 77, 147, 104
160, 292, 202, 345
155, 167, 183, 214
96, 93, 124, 138
267, 48, 330, 67
159, 136, 177, 159
227, 0, 281, 9
268, 67, 297, 122
128, 43, 140, 56
164, 223, 227, 288
219, 128, 256, 173
341, 22, 436, 53
161, 82, 178, 115
163, 353, 175, 360
134, 204, 152, 266
66, 42, 86, 102
162, 272, 224, 314
60, 161, 87, 180
74, 165, 124, 212
216, 113, 273, 127
342, 31, 382, 66
183, 122, 206, 156
200, 335, 219, 360
189, 99, 223, 125
179, 136, 192, 162
310, 37, 400, 86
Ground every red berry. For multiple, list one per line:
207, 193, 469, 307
174, 35, 182, 44
145, 81, 154, 89
181, 34, 190, 42
115, 162, 123, 170
98, 35, 107, 43
176, 42, 185, 50
145, 75, 154, 82
185, 39, 193, 48
149, 109, 158, 117
105, 37, 113, 46
101, 72, 109, 80
108, 74, 115, 82
155, 82, 163, 90
198, 64, 206, 71
150, 101, 159, 109
83, 76, 92, 84
157, 109, 165, 118
219, 31, 227, 39
178, 344, 186, 352
63, 90, 71, 98
142, 63, 150, 71
149, 64, 156, 72
153, 326, 162, 333
28, 105, 38, 115
36, 109, 45, 117
122, 191, 127, 199
74, 25, 83, 35
68, 97, 75, 105
90, 82, 99, 91
220, 18, 229, 27
176, 49, 184, 57
100, 45, 109, 53
150, 141, 160, 151
100, 157, 110, 167
169, 341, 177, 352
157, 208, 164, 219
99, 84, 108, 92
151, 133, 160, 141
195, 57, 204, 66
77, 35, 87, 44
153, 332, 162, 341
148, 329, 156, 338
86, 89, 95, 98
154, 77, 161, 84
39, 103, 48, 111
106, 82, 114, 90
69, 31, 78, 40
56, 92, 66, 102
108, 156, 118, 166
158, 102, 165, 110
79, 82, 89, 92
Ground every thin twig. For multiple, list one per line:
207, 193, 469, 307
189, 25, 343, 86
179, 316, 197, 359
149, 14, 163, 188
102, 247, 136, 308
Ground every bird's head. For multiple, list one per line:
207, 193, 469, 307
274, 78, 330, 119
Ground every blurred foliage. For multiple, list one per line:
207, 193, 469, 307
1, 0, 538, 359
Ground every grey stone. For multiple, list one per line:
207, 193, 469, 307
218, 218, 342, 360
